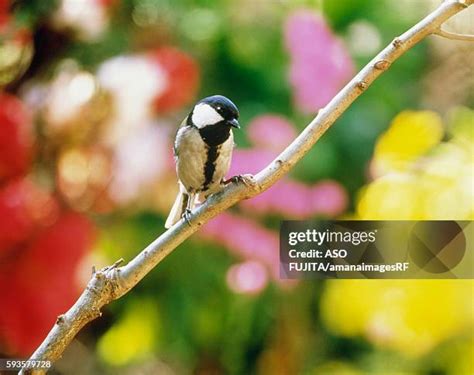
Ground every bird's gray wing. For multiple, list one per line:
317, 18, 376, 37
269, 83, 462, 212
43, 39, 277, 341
173, 117, 190, 157
175, 125, 208, 192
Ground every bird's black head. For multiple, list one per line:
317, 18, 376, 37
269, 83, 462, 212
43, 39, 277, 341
190, 95, 240, 129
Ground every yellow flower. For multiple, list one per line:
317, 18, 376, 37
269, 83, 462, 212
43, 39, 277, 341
321, 280, 473, 357
372, 110, 444, 177
357, 173, 423, 220
419, 142, 473, 219
330, 109, 474, 358
358, 109, 473, 220
98, 298, 160, 366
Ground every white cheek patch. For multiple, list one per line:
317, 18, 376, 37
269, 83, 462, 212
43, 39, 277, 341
191, 103, 224, 128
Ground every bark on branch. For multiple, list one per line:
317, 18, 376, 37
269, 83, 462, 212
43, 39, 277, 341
434, 27, 474, 41
22, 1, 473, 373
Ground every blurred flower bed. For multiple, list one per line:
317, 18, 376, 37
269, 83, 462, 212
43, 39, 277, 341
0, 0, 472, 374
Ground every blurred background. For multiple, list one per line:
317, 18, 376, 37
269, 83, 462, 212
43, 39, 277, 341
0, 0, 473, 374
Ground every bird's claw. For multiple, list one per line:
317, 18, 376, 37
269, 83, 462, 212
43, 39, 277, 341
225, 174, 256, 187
182, 209, 192, 226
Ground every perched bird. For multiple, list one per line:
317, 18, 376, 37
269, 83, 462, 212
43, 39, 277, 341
165, 95, 240, 228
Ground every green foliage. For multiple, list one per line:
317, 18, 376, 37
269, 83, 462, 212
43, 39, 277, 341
13, 0, 58, 27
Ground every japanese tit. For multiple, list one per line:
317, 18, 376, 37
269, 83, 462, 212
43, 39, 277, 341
165, 95, 240, 229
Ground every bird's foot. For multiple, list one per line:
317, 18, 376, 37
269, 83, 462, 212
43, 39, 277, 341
182, 209, 192, 226
224, 174, 256, 187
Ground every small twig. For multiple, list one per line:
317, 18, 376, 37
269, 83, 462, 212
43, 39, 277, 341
434, 27, 474, 41
21, 1, 474, 373
107, 258, 124, 270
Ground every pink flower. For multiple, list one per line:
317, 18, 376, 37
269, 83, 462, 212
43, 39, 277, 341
240, 179, 348, 218
226, 145, 348, 218
228, 149, 277, 176
311, 180, 348, 216
241, 180, 311, 217
200, 213, 298, 290
285, 10, 354, 113
248, 115, 297, 151
226, 261, 268, 295
200, 212, 280, 279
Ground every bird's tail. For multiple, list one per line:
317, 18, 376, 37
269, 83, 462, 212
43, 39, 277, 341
165, 190, 185, 229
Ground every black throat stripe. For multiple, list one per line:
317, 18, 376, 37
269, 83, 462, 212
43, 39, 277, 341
198, 121, 231, 147
198, 123, 231, 192
202, 145, 220, 191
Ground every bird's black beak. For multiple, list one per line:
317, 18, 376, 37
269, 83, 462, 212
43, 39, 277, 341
228, 118, 240, 129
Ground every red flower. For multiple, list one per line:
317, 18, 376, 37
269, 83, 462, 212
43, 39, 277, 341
150, 47, 200, 113
0, 93, 34, 182
0, 0, 10, 31
0, 212, 96, 355
0, 178, 59, 255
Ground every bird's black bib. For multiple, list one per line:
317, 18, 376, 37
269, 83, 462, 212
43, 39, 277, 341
199, 123, 231, 191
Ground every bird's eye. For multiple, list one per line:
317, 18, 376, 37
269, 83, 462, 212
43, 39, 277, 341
216, 106, 222, 111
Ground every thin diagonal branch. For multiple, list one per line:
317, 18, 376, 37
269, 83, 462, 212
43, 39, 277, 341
22, 0, 473, 373
434, 27, 474, 41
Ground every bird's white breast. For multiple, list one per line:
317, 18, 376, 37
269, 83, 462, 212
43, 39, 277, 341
208, 132, 234, 193
174, 126, 234, 195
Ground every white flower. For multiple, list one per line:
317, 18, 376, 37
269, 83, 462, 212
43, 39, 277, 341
51, 0, 109, 41
97, 55, 168, 145
109, 123, 169, 204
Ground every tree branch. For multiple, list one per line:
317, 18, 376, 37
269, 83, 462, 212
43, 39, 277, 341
22, 1, 473, 373
434, 27, 474, 41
